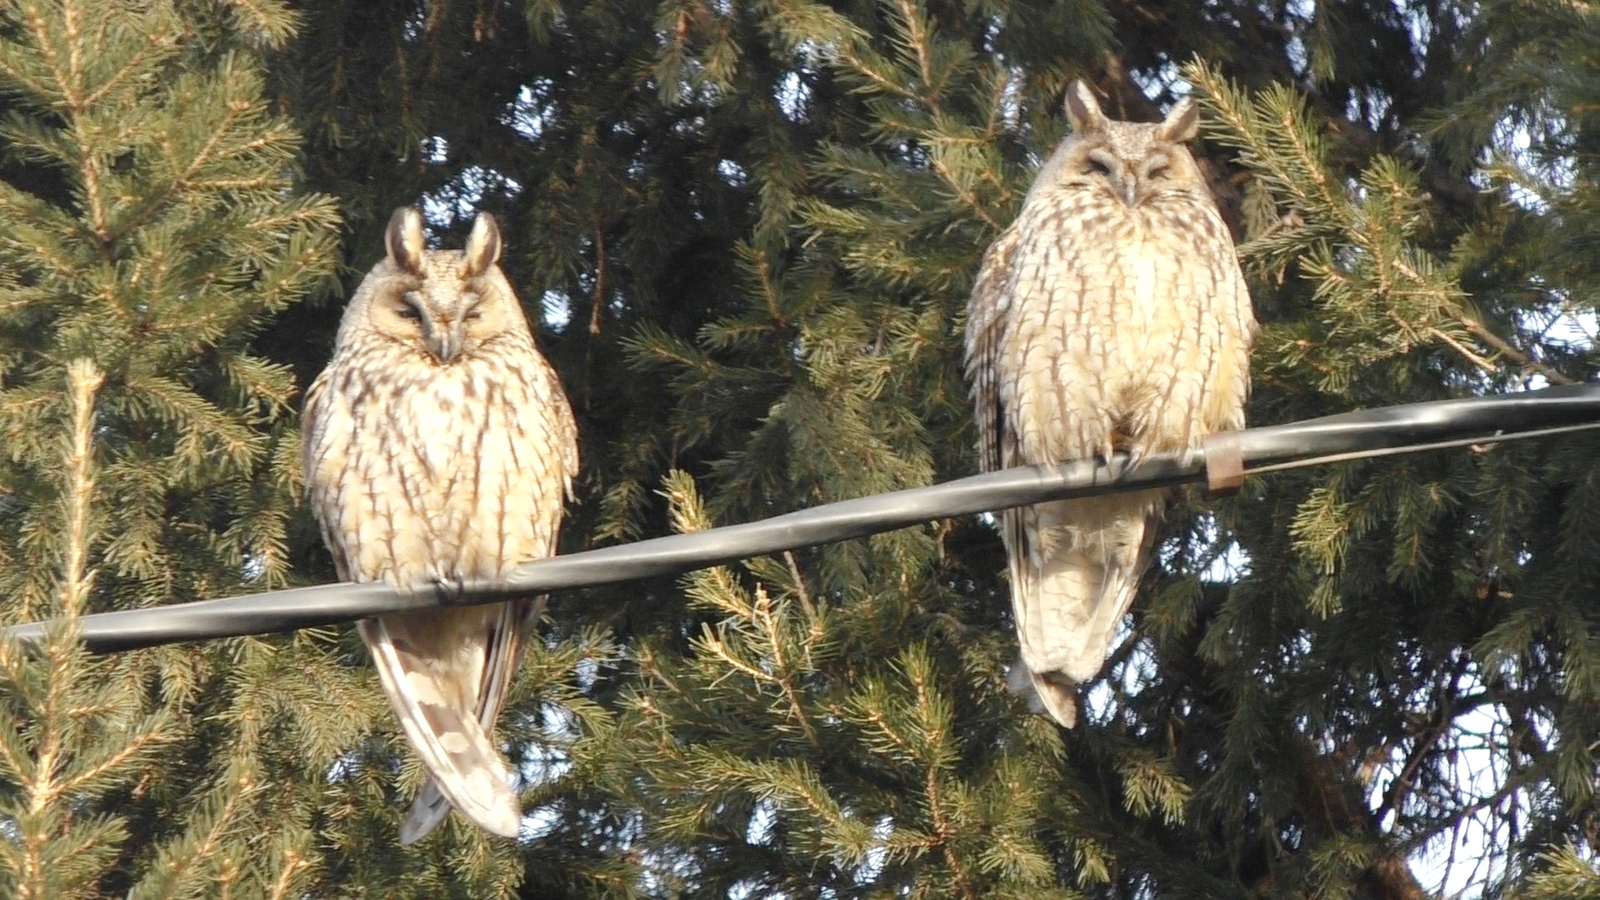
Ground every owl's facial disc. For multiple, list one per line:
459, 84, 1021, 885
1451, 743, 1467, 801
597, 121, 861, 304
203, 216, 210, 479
372, 241, 515, 365
1130, 152, 1175, 205
1084, 148, 1137, 206
1142, 157, 1171, 186
1081, 145, 1182, 207
392, 287, 468, 363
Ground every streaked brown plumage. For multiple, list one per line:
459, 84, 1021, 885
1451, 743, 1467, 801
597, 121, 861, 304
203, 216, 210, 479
966, 82, 1255, 726
302, 207, 578, 842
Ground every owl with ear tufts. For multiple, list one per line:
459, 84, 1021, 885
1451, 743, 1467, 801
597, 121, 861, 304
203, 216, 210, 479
965, 81, 1256, 727
302, 207, 578, 842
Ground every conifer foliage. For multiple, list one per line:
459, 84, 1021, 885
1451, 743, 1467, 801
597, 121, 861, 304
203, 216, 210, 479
0, 1, 342, 896
0, 0, 1594, 897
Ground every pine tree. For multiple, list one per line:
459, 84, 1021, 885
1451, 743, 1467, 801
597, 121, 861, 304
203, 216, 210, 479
0, 1, 344, 896
550, 1, 1595, 896
4, 0, 1593, 896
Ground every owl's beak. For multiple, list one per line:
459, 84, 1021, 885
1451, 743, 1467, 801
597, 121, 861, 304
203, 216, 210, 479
1121, 177, 1140, 207
426, 322, 464, 364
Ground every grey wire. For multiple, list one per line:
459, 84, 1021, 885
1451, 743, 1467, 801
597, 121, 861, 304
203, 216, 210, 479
1242, 421, 1600, 476
5, 381, 1598, 654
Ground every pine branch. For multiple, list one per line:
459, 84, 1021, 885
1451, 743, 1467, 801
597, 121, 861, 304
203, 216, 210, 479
1188, 59, 1580, 389
56, 360, 101, 621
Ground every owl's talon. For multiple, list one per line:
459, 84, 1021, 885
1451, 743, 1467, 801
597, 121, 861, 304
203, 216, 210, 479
440, 575, 468, 603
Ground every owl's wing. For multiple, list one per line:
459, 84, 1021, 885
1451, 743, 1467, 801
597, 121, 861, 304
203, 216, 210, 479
1221, 252, 1259, 427
301, 368, 354, 583
965, 224, 1021, 477
964, 224, 1031, 610
549, 375, 580, 500
967, 226, 1075, 717
1186, 228, 1258, 437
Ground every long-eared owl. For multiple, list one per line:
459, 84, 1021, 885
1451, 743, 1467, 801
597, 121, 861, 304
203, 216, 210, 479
965, 82, 1256, 726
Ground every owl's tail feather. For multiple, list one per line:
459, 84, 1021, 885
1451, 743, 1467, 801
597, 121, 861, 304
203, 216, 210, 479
400, 781, 453, 845
1006, 659, 1080, 726
1008, 492, 1161, 728
391, 598, 540, 844
361, 609, 522, 843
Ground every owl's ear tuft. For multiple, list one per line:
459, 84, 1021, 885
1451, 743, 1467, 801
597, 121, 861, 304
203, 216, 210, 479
386, 207, 426, 274
464, 212, 502, 276
1064, 80, 1108, 134
1159, 97, 1200, 143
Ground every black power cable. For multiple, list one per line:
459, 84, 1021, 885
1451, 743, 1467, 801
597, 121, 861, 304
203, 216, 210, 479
7, 382, 1599, 654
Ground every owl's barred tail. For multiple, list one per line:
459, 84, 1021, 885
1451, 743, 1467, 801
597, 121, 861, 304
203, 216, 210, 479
1009, 492, 1162, 727
359, 612, 522, 844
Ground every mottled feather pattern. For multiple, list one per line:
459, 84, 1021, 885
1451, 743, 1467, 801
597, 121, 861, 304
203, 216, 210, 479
966, 83, 1255, 726
303, 208, 577, 842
